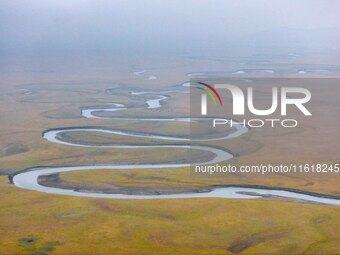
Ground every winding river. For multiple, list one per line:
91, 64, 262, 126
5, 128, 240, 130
11, 90, 340, 205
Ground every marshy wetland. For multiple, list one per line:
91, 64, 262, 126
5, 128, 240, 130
2, 56, 340, 254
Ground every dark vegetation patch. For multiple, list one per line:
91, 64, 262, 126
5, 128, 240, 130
38, 173, 212, 196
0, 143, 28, 157
18, 237, 60, 255
227, 230, 289, 253
19, 238, 36, 244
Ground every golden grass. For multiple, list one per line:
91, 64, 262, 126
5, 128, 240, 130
2, 176, 340, 255
2, 59, 340, 254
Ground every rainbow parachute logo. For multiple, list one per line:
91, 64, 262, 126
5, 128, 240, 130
195, 82, 223, 106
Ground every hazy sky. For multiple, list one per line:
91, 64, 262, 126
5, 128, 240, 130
1, 0, 340, 56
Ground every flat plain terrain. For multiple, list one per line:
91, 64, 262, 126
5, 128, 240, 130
1, 55, 340, 254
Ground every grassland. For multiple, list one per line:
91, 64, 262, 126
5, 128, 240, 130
2, 176, 340, 255
1, 56, 340, 254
